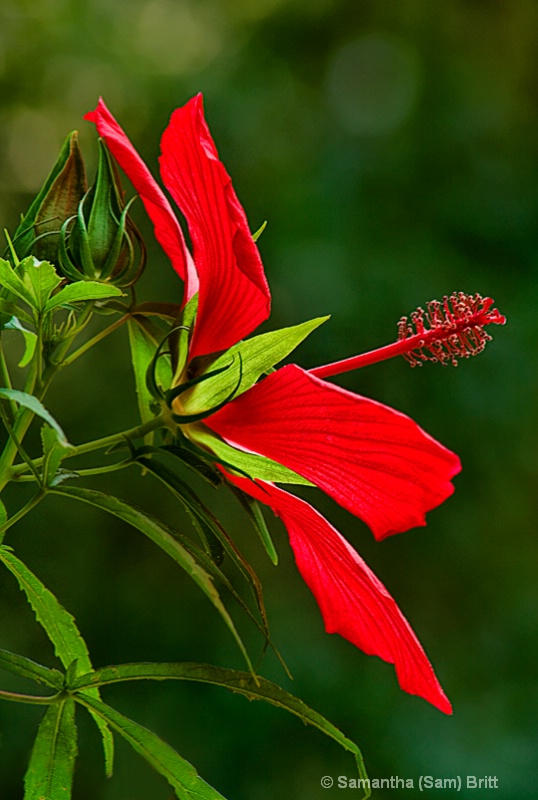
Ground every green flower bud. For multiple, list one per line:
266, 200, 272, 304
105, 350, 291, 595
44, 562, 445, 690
58, 139, 146, 286
12, 132, 87, 264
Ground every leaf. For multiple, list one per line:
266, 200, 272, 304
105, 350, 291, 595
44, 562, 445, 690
127, 316, 169, 438
44, 280, 123, 312
24, 698, 78, 800
0, 498, 6, 528
4, 316, 38, 367
190, 426, 314, 485
22, 258, 62, 311
0, 547, 114, 776
40, 425, 71, 487
53, 485, 254, 675
75, 693, 227, 800
132, 301, 181, 319
229, 489, 278, 566
0, 257, 36, 308
183, 316, 328, 414
0, 388, 70, 446
0, 648, 64, 689
72, 662, 370, 796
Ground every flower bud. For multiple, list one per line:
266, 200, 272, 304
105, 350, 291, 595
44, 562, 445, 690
12, 132, 87, 264
58, 139, 146, 286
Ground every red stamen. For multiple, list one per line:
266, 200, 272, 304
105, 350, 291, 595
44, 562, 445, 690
310, 293, 505, 379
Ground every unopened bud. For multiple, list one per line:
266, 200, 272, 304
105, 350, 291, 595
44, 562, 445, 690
58, 139, 146, 286
12, 132, 87, 263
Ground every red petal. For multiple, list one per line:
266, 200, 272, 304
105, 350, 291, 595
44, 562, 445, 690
206, 364, 461, 540
84, 99, 198, 300
159, 94, 271, 358
225, 473, 452, 714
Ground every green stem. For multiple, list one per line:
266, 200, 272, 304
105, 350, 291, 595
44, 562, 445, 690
0, 688, 60, 705
0, 489, 46, 539
61, 313, 128, 368
9, 413, 168, 480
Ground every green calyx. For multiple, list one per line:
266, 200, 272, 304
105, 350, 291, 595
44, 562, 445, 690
58, 139, 146, 287
11, 132, 87, 264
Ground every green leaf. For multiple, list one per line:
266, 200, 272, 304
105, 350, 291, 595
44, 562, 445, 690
132, 301, 181, 320
0, 648, 64, 689
190, 426, 313, 485
183, 316, 328, 414
73, 662, 370, 796
40, 424, 71, 487
0, 547, 114, 777
0, 302, 34, 327
44, 280, 123, 313
0, 257, 36, 308
230, 489, 278, 565
53, 485, 254, 675
22, 258, 62, 311
0, 498, 6, 528
24, 698, 78, 800
0, 388, 70, 446
4, 316, 38, 367
75, 694, 227, 800
127, 316, 170, 438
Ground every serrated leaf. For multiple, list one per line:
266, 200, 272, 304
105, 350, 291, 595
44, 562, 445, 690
183, 316, 328, 414
23, 258, 62, 311
0, 547, 114, 777
40, 425, 71, 486
75, 694, 227, 800
0, 303, 34, 327
44, 280, 123, 312
24, 698, 78, 800
0, 388, 70, 446
0, 648, 64, 689
0, 257, 36, 308
53, 485, 254, 675
72, 662, 369, 796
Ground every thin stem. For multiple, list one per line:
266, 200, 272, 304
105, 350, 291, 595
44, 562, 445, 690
61, 313, 128, 368
0, 688, 60, 705
9, 412, 168, 479
0, 489, 46, 539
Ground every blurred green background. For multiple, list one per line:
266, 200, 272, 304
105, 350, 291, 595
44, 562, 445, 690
0, 0, 536, 798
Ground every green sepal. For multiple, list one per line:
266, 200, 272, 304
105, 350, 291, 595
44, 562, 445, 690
23, 698, 78, 800
189, 425, 313, 485
182, 315, 329, 415
12, 132, 87, 264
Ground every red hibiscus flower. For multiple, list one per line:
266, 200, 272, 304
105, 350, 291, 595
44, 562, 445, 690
85, 95, 505, 715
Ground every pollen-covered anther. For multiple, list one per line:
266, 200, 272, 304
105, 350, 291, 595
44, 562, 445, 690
398, 292, 506, 367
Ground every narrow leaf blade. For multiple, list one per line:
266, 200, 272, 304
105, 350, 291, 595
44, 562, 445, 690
76, 693, 227, 800
0, 388, 70, 446
23, 698, 78, 800
0, 648, 64, 689
44, 281, 123, 312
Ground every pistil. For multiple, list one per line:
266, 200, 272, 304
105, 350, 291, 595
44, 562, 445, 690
310, 293, 505, 379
